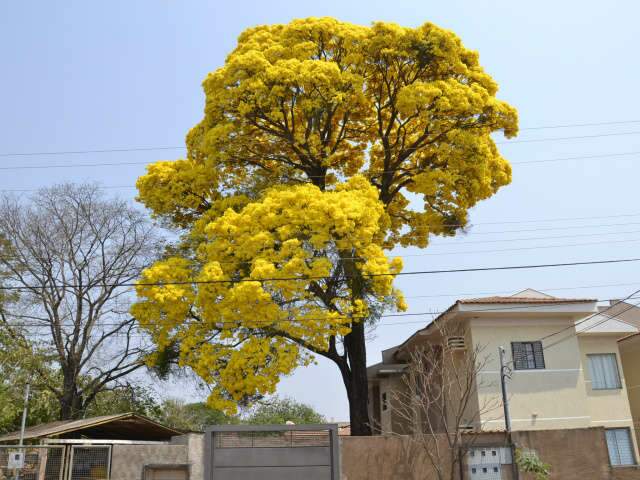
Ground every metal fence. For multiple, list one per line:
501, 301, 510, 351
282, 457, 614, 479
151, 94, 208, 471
0, 446, 64, 480
68, 446, 110, 480
0, 445, 110, 480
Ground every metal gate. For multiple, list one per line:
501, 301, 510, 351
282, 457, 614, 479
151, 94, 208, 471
0, 445, 65, 480
205, 424, 339, 480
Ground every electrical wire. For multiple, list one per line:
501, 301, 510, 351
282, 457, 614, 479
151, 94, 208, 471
1, 150, 639, 171
1, 257, 639, 291
4, 296, 638, 331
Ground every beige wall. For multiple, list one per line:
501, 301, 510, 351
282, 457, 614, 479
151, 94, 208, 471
619, 336, 640, 447
578, 335, 640, 461
376, 375, 413, 435
470, 317, 592, 431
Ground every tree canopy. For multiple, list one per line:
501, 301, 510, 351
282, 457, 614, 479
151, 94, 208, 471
134, 17, 517, 435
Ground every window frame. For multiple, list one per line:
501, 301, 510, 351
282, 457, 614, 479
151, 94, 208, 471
587, 353, 622, 390
511, 341, 546, 370
605, 428, 636, 466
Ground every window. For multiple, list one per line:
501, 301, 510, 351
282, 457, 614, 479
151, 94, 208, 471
511, 341, 545, 370
606, 428, 635, 466
381, 392, 388, 411
588, 354, 622, 390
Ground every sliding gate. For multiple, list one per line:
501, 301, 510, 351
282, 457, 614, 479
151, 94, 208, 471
205, 424, 339, 480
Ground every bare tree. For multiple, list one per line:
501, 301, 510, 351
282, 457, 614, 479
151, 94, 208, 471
390, 321, 501, 480
0, 184, 161, 420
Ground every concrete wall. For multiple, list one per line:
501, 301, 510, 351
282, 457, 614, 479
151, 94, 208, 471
110, 444, 188, 480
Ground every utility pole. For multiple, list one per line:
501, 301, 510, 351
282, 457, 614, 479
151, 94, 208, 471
14, 381, 30, 480
498, 346, 512, 432
499, 347, 519, 480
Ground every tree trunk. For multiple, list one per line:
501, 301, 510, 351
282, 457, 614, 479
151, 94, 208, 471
59, 371, 83, 420
341, 322, 372, 436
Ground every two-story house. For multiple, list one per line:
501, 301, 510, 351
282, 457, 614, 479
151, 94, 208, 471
367, 289, 640, 466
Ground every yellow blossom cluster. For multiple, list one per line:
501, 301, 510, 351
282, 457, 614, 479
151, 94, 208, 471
133, 177, 404, 412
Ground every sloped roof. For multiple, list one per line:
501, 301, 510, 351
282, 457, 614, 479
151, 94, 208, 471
0, 413, 183, 443
619, 332, 640, 343
458, 296, 596, 304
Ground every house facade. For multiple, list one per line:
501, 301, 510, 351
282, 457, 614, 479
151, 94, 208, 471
367, 289, 640, 466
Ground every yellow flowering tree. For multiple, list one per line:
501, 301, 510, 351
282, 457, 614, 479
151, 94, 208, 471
134, 17, 517, 435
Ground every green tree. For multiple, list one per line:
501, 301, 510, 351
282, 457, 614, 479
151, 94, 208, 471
245, 397, 325, 425
155, 399, 235, 432
84, 385, 162, 419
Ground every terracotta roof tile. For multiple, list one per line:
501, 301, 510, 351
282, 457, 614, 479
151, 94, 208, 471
458, 296, 596, 304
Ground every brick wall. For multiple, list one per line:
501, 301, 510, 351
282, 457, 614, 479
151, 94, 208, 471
340, 427, 638, 480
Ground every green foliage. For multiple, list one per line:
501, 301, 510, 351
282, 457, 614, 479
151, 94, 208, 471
85, 385, 162, 419
155, 396, 326, 431
245, 397, 325, 425
515, 449, 551, 480
155, 399, 237, 432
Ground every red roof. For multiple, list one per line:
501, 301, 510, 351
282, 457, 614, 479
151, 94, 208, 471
458, 296, 596, 304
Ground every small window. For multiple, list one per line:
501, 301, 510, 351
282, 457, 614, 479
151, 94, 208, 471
606, 428, 635, 465
482, 468, 487, 473
471, 468, 477, 474
492, 450, 497, 456
470, 451, 475, 457
512, 341, 545, 370
381, 392, 388, 411
493, 467, 499, 473
481, 450, 486, 456
588, 354, 622, 390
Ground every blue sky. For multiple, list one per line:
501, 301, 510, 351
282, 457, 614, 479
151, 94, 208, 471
2, 0, 640, 420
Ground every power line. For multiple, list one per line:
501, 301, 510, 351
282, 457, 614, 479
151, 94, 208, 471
0, 146, 185, 157
0, 126, 639, 161
5, 296, 637, 330
2, 150, 640, 171
522, 119, 640, 130
542, 297, 640, 351
1, 257, 639, 291
426, 228, 640, 246
401, 237, 640, 257
2, 234, 639, 266
405, 281, 640, 299
496, 130, 640, 145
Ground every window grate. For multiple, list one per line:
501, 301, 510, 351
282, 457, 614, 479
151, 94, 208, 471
512, 341, 545, 370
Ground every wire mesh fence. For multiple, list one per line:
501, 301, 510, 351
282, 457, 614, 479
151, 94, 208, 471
0, 446, 64, 480
0, 445, 111, 480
